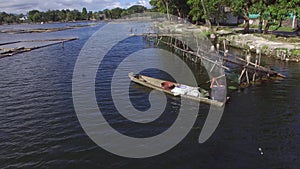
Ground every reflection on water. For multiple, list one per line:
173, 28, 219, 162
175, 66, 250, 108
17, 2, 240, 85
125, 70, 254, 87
0, 22, 299, 168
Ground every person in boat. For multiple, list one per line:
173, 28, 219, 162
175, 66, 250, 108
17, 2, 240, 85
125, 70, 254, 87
134, 74, 140, 79
134, 74, 147, 82
210, 77, 226, 102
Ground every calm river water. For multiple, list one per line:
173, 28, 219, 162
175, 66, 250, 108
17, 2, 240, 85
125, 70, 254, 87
0, 22, 299, 169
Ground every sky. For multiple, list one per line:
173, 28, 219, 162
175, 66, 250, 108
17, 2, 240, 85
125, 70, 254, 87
0, 0, 152, 14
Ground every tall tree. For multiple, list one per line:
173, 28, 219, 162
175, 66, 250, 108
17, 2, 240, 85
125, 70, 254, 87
200, 0, 211, 28
121, 10, 129, 17
28, 10, 41, 23
103, 9, 112, 20
188, 0, 227, 29
231, 0, 258, 33
164, 0, 171, 20
82, 7, 88, 20
110, 7, 123, 19
0, 12, 8, 24
127, 5, 147, 14
45, 10, 59, 22
58, 10, 67, 21
250, 0, 266, 33
256, 0, 295, 34
172, 0, 190, 18
66, 9, 81, 21
187, 0, 203, 24
88, 11, 93, 20
150, 0, 176, 19
285, 0, 300, 30
262, 0, 284, 33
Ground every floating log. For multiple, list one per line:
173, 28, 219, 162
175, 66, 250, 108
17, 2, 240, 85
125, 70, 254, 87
0, 24, 93, 34
0, 38, 79, 59
0, 27, 72, 34
0, 41, 22, 46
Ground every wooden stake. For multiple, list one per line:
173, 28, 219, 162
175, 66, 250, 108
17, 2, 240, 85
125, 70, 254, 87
239, 68, 246, 84
253, 72, 256, 83
246, 70, 250, 84
210, 60, 217, 72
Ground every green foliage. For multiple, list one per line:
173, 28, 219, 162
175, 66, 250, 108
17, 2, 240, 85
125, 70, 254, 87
66, 9, 81, 21
121, 10, 129, 17
186, 0, 231, 29
291, 49, 300, 56
150, 0, 190, 18
57, 10, 67, 21
127, 5, 147, 14
0, 12, 20, 24
187, 0, 203, 23
202, 30, 212, 37
230, 0, 258, 33
0, 4, 148, 24
28, 10, 41, 22
262, 45, 269, 51
82, 7, 88, 20
103, 9, 112, 19
247, 0, 300, 33
88, 11, 93, 20
110, 7, 123, 19
270, 26, 294, 32
45, 10, 59, 22
27, 8, 84, 23
102, 5, 148, 19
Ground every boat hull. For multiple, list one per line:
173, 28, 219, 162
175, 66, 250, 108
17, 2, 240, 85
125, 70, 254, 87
128, 72, 224, 107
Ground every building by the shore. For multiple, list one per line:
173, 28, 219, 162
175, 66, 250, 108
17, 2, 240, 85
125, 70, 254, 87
211, 7, 299, 29
248, 13, 299, 29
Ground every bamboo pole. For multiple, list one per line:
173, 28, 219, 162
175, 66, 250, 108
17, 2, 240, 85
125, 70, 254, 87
253, 72, 256, 83
220, 50, 285, 78
210, 60, 217, 72
157, 36, 230, 70
239, 68, 246, 84
246, 70, 250, 84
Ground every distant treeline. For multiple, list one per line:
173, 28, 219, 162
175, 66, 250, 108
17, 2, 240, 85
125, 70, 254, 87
0, 5, 148, 24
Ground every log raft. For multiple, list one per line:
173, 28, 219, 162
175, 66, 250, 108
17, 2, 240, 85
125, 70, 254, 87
0, 38, 79, 59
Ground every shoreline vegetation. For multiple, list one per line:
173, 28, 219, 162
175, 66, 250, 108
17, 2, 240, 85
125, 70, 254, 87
0, 5, 148, 25
212, 26, 300, 61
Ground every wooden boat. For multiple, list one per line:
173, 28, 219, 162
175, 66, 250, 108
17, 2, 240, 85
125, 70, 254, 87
128, 72, 225, 107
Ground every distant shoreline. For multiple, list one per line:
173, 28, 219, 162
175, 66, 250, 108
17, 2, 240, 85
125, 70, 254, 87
0, 21, 106, 34
0, 20, 108, 26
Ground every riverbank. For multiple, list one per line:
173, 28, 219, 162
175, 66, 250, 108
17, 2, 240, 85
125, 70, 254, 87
152, 21, 300, 61
216, 30, 300, 62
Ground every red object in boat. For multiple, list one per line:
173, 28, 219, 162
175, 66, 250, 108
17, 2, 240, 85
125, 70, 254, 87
161, 81, 175, 90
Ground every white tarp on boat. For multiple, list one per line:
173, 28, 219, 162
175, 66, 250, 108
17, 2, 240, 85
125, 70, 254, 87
171, 85, 200, 97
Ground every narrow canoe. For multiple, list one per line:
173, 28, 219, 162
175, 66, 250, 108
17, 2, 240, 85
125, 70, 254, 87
128, 72, 225, 107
